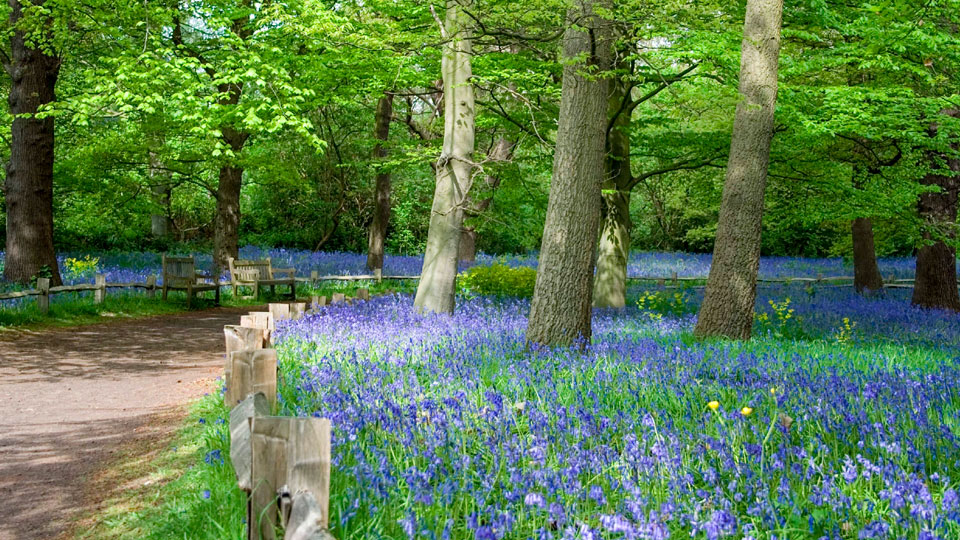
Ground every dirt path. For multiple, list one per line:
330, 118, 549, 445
0, 307, 254, 540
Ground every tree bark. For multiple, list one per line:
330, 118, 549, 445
593, 79, 633, 308
367, 93, 394, 270
526, 0, 612, 346
213, 95, 249, 270
694, 0, 784, 340
912, 113, 960, 311
148, 133, 174, 239
459, 136, 513, 263
3, 0, 63, 286
851, 217, 884, 293
414, 0, 475, 314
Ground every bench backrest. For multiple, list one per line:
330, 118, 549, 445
229, 257, 273, 283
163, 255, 197, 288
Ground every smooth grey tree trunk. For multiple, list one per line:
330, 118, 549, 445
367, 93, 394, 270
414, 0, 475, 314
3, 0, 63, 286
526, 0, 612, 346
852, 217, 884, 293
694, 0, 784, 340
593, 80, 633, 308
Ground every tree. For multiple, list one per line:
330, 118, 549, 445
526, 0, 612, 346
912, 110, 960, 311
414, 0, 476, 314
695, 0, 784, 340
367, 93, 394, 271
2, 0, 63, 285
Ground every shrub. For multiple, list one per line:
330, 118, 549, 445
458, 264, 537, 298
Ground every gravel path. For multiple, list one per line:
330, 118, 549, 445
0, 307, 252, 540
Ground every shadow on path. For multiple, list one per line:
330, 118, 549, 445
0, 306, 254, 540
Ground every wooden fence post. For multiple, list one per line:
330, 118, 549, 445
225, 325, 269, 356
311, 296, 328, 309
331, 293, 345, 304
671, 272, 678, 287
146, 275, 157, 299
310, 270, 318, 282
374, 268, 382, 283
357, 288, 370, 301
230, 392, 271, 492
36, 278, 50, 313
225, 348, 278, 408
94, 274, 106, 304
250, 416, 331, 540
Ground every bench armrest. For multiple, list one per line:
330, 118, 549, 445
272, 268, 296, 279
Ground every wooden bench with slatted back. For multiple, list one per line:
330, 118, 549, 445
228, 257, 296, 300
161, 254, 220, 308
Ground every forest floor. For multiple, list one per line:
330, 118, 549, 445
0, 306, 254, 540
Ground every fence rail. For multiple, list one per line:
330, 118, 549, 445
3, 269, 951, 312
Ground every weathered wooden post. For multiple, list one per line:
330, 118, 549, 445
310, 296, 328, 310
270, 303, 292, 321
225, 348, 278, 407
230, 392, 271, 492
671, 271, 678, 287
225, 325, 269, 356
374, 268, 382, 283
357, 288, 370, 301
330, 293, 345, 304
36, 278, 50, 314
310, 270, 318, 283
94, 274, 107, 304
146, 275, 157, 299
250, 416, 332, 540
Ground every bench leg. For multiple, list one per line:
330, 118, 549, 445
270, 284, 276, 296
289, 283, 296, 300
187, 287, 193, 309
215, 285, 221, 306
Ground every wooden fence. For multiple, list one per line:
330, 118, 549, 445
0, 274, 159, 312
223, 293, 371, 539
1, 268, 943, 313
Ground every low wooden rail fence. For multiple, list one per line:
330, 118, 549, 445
0, 274, 159, 312
2, 268, 945, 313
223, 292, 370, 539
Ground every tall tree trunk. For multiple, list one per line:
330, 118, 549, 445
414, 0, 475, 314
852, 217, 884, 293
913, 113, 960, 311
213, 90, 248, 270
593, 80, 633, 308
459, 136, 513, 263
3, 0, 63, 286
367, 93, 394, 270
150, 182, 173, 238
148, 133, 174, 239
694, 0, 784, 340
526, 0, 611, 347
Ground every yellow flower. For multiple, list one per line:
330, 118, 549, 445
707, 401, 720, 411
741, 407, 754, 417
770, 387, 777, 395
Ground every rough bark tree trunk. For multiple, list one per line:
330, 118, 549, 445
459, 136, 513, 263
148, 135, 174, 239
852, 217, 884, 293
367, 93, 394, 271
414, 0, 475, 314
694, 0, 784, 340
213, 95, 249, 270
3, 0, 63, 286
912, 113, 960, 311
593, 80, 633, 308
526, 0, 612, 346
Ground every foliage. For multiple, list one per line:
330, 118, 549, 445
457, 264, 537, 298
635, 289, 695, 320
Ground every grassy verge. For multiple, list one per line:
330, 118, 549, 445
0, 279, 414, 332
68, 395, 245, 540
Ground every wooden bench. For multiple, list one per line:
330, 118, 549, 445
161, 254, 220, 308
228, 257, 296, 300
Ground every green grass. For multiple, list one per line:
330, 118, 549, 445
70, 395, 246, 539
0, 279, 409, 331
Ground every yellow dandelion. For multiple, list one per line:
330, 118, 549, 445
741, 407, 754, 417
707, 400, 720, 411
